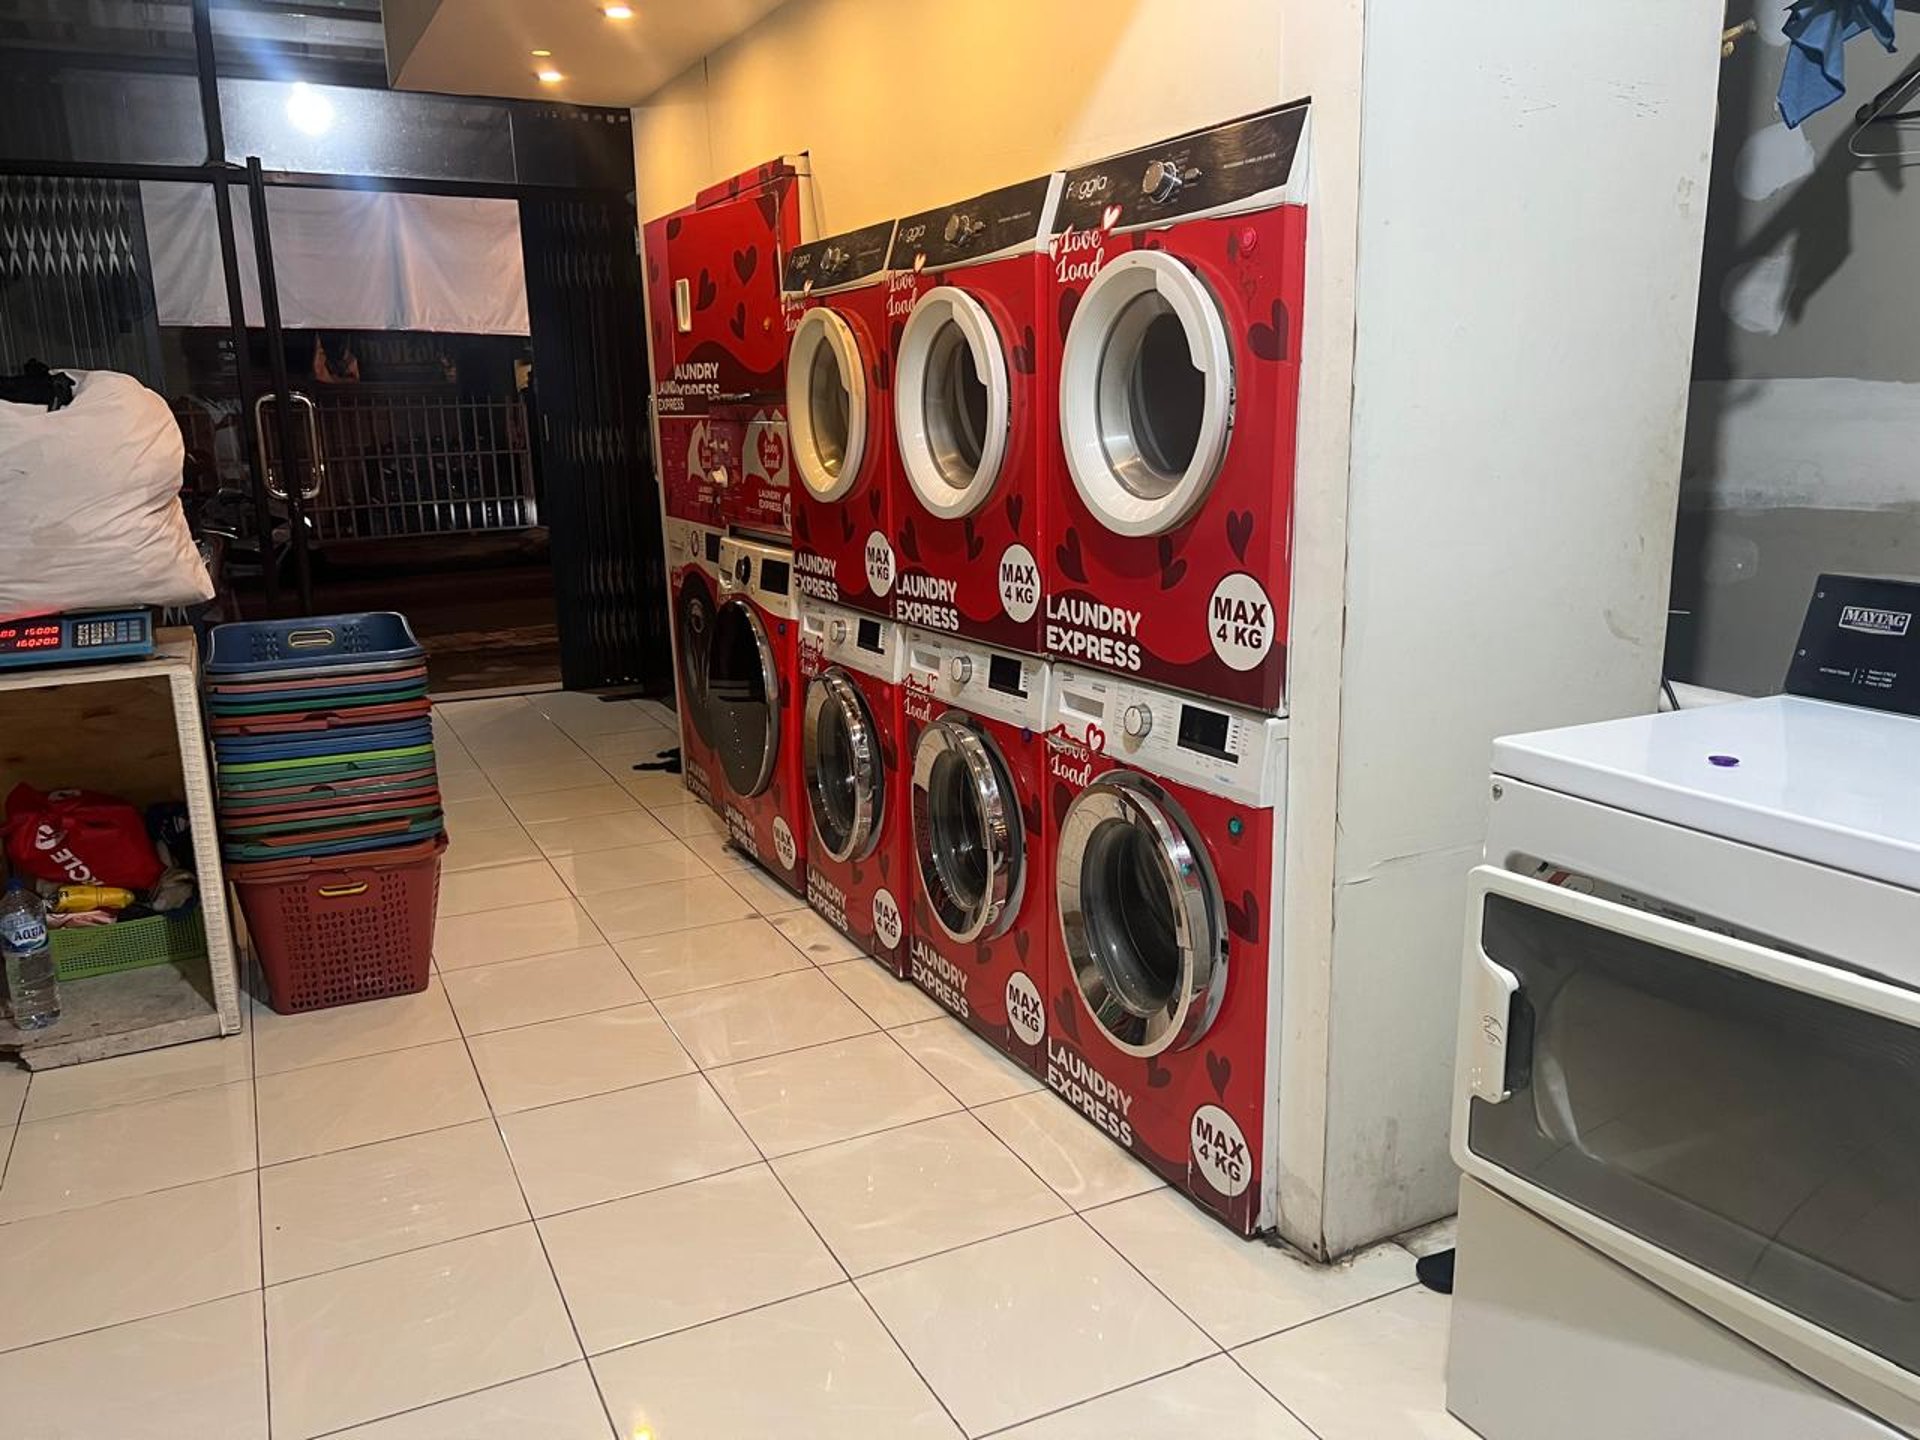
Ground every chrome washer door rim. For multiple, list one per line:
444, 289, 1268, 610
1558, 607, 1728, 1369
707, 598, 780, 798
912, 716, 1024, 943
804, 668, 880, 862
1055, 771, 1227, 1056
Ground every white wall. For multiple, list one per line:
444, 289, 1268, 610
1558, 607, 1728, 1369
1304, 0, 1724, 1255
630, 0, 1289, 229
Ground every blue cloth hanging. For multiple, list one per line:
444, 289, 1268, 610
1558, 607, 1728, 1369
1778, 0, 1897, 128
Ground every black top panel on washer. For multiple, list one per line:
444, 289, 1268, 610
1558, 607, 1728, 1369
890, 175, 1056, 271
781, 220, 897, 292
1052, 100, 1308, 235
1786, 574, 1920, 717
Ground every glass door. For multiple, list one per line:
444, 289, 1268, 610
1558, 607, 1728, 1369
804, 669, 880, 861
1054, 771, 1226, 1056
1459, 866, 1920, 1400
911, 715, 1022, 942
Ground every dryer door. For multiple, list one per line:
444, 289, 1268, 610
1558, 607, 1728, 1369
673, 568, 720, 749
805, 668, 882, 861
1055, 771, 1227, 1056
894, 285, 1010, 519
707, 598, 779, 797
1456, 865, 1920, 1427
912, 716, 1024, 943
787, 305, 869, 504
1058, 250, 1234, 537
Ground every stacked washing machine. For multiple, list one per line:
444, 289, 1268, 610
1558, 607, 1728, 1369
1033, 102, 1311, 1235
647, 161, 812, 892
886, 175, 1061, 1057
782, 220, 917, 964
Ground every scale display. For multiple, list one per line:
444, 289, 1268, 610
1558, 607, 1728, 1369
0, 611, 154, 670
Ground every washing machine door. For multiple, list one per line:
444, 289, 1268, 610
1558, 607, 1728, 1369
787, 305, 869, 503
804, 668, 882, 861
894, 286, 1010, 519
1058, 250, 1234, 537
913, 716, 1024, 943
706, 598, 779, 797
673, 570, 719, 749
1055, 771, 1227, 1056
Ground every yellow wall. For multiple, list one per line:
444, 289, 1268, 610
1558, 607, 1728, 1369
631, 0, 1291, 230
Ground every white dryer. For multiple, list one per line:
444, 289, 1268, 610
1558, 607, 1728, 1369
1449, 695, 1920, 1439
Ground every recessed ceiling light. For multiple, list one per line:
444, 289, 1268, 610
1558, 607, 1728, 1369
531, 48, 552, 57
536, 68, 564, 83
603, 4, 635, 17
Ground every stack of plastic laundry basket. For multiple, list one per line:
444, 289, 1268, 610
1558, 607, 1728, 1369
205, 613, 446, 1014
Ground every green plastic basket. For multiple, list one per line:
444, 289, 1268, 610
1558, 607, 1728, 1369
49, 910, 208, 981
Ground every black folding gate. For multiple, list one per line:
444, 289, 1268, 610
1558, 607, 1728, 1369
0, 175, 164, 385
519, 195, 670, 695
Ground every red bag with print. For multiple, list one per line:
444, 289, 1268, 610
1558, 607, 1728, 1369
3, 784, 164, 891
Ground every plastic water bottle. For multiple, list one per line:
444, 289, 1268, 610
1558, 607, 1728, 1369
0, 880, 59, 1030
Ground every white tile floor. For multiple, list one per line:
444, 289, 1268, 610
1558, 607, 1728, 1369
0, 694, 1474, 1439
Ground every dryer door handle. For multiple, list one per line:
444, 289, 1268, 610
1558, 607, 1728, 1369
1466, 951, 1521, 1105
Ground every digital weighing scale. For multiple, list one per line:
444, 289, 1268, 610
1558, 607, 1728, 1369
0, 610, 155, 670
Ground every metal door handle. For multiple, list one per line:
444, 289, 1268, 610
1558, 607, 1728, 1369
287, 390, 325, 500
252, 391, 286, 499
252, 391, 327, 501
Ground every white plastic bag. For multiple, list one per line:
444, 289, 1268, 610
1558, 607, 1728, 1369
0, 370, 213, 618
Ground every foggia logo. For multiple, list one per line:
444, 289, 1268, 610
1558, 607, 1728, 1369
1839, 605, 1911, 637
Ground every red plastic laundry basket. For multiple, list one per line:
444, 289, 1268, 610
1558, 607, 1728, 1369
231, 835, 446, 1014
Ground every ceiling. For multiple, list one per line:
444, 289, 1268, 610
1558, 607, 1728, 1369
384, 0, 788, 106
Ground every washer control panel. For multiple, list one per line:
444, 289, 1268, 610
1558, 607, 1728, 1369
664, 517, 723, 573
1045, 665, 1285, 805
718, 536, 798, 620
905, 628, 1049, 732
801, 599, 905, 683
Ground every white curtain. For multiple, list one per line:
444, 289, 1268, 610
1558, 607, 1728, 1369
141, 183, 530, 335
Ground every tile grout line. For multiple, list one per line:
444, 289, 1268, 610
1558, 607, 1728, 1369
1226, 1350, 1333, 1440
1226, 1278, 1424, 1354
971, 1352, 1228, 1439
695, 1034, 973, 1440
435, 947, 619, 1440
248, 961, 274, 1440
302, 1358, 589, 1440
0, 1280, 266, 1362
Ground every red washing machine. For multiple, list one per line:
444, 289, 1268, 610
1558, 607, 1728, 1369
797, 601, 911, 975
887, 175, 1061, 653
666, 517, 725, 810
1043, 664, 1288, 1235
901, 629, 1052, 1074
782, 221, 900, 617
708, 535, 808, 892
645, 159, 805, 533
1045, 101, 1309, 712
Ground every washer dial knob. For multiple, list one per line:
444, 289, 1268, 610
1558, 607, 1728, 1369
829, 619, 848, 644
1122, 702, 1154, 740
948, 655, 974, 686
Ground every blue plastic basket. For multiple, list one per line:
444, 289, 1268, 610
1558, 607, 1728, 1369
206, 613, 424, 674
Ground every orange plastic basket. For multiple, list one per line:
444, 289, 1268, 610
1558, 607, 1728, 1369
231, 835, 446, 1014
